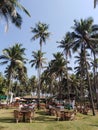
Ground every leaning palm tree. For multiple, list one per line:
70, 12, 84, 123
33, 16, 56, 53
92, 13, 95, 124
29, 50, 46, 109
0, 0, 30, 31
31, 22, 50, 52
0, 43, 26, 101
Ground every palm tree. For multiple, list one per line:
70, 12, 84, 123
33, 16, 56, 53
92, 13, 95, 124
0, 72, 6, 95
29, 50, 46, 109
41, 68, 57, 95
57, 32, 72, 58
0, 43, 26, 100
57, 32, 73, 100
69, 74, 80, 100
49, 52, 68, 93
0, 0, 30, 31
71, 17, 98, 115
31, 22, 50, 52
28, 75, 37, 96
74, 50, 91, 101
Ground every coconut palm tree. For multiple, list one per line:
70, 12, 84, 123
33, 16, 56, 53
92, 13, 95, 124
0, 43, 26, 100
57, 32, 73, 100
71, 17, 98, 115
0, 0, 30, 31
29, 50, 46, 109
30, 22, 50, 52
69, 74, 80, 100
0, 72, 6, 95
57, 32, 72, 58
28, 75, 38, 96
41, 68, 57, 95
74, 50, 91, 101
49, 52, 68, 93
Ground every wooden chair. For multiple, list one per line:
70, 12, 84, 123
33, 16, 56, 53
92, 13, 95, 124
25, 110, 35, 123
82, 107, 90, 115
50, 107, 56, 116
55, 109, 65, 121
14, 110, 23, 123
64, 111, 75, 121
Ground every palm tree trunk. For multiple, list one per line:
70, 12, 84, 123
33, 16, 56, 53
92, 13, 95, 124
7, 74, 12, 104
40, 39, 42, 52
93, 53, 98, 109
84, 49, 95, 115
66, 55, 70, 101
37, 67, 41, 109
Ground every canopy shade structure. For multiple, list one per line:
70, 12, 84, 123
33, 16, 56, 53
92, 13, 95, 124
47, 93, 76, 100
14, 97, 20, 100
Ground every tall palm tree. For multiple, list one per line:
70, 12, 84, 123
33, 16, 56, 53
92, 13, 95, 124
31, 22, 50, 52
29, 50, 46, 109
0, 43, 26, 99
0, 0, 30, 31
71, 17, 98, 115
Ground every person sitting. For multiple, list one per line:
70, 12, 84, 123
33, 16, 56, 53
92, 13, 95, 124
29, 103, 35, 110
18, 103, 23, 111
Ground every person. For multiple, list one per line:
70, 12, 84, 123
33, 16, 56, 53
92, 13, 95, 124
28, 101, 36, 110
71, 99, 75, 109
18, 103, 23, 111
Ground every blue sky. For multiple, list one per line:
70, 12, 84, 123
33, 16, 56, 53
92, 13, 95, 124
0, 0, 98, 77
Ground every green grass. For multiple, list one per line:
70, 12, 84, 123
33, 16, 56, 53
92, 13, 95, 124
0, 108, 98, 130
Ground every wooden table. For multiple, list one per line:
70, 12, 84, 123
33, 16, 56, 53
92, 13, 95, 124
20, 110, 29, 122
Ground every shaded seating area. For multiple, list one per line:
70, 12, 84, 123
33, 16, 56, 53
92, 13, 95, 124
52, 107, 76, 121
14, 102, 35, 123
14, 109, 35, 123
